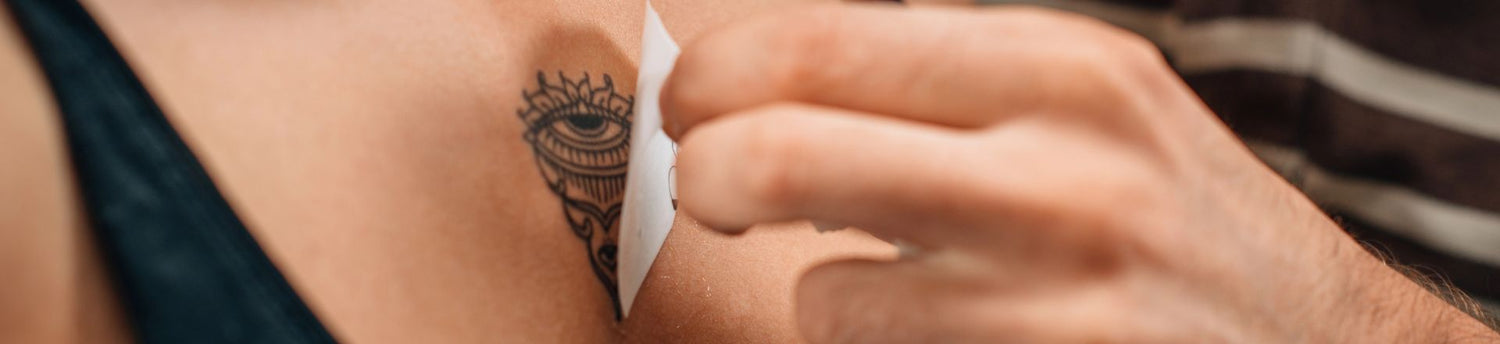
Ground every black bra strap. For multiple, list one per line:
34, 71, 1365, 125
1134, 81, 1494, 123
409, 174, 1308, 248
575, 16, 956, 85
5, 0, 336, 342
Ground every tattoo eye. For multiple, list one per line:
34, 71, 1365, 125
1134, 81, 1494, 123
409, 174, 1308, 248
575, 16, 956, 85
520, 72, 633, 173
566, 114, 605, 131
537, 109, 628, 153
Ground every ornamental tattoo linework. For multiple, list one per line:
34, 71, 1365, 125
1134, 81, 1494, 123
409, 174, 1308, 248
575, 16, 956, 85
518, 71, 633, 319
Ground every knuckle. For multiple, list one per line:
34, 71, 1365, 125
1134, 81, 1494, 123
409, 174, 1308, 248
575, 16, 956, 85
1008, 9, 1170, 108
1091, 29, 1172, 82
1048, 45, 1138, 108
1009, 5, 1154, 53
1053, 43, 1164, 118
1113, 31, 1168, 68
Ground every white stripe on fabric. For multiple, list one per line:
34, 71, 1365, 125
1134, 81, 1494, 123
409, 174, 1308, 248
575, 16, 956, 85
978, 0, 1500, 141
1248, 141, 1500, 266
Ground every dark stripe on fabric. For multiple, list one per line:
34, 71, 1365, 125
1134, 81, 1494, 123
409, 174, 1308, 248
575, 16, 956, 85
1182, 71, 1311, 147
1336, 210, 1500, 301
1181, 69, 1500, 213
1304, 83, 1500, 213
1322, 0, 1500, 88
4, 0, 337, 343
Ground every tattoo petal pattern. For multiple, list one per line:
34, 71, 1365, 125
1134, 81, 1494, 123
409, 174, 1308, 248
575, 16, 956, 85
518, 71, 633, 319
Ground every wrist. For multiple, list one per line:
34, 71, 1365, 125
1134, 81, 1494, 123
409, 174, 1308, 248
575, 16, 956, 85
1327, 235, 1499, 343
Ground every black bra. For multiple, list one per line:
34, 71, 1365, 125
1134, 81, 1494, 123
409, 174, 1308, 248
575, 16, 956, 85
6, 0, 335, 342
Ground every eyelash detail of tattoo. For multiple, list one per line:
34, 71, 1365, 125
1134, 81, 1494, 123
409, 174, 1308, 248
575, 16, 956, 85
518, 71, 633, 319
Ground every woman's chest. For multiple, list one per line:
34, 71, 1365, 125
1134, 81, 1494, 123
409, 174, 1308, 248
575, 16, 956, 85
83, 0, 647, 341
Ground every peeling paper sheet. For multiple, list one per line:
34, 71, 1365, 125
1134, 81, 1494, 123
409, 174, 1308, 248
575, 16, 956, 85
618, 1, 679, 317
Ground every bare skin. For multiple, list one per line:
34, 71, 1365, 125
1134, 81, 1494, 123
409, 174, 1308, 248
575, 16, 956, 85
0, 5, 131, 341
0, 0, 892, 343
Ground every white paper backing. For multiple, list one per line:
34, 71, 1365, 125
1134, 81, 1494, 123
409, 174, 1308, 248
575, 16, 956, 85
618, 1, 680, 317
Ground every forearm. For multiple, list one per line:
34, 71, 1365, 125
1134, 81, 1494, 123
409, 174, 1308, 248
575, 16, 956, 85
1332, 236, 1500, 343
1227, 170, 1500, 343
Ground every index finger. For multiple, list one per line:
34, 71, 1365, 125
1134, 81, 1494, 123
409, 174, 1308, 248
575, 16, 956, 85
660, 4, 1162, 139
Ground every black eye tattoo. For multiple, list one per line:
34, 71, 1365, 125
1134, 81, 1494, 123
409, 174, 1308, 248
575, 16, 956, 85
518, 71, 633, 319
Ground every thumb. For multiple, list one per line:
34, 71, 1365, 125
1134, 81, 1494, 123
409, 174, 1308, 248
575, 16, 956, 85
795, 258, 982, 343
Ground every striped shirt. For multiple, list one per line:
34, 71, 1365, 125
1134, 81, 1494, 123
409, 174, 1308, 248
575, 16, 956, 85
979, 0, 1500, 317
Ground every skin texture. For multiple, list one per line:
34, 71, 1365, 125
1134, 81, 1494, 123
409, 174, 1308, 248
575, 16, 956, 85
661, 4, 1500, 343
0, 0, 892, 343
0, 5, 131, 343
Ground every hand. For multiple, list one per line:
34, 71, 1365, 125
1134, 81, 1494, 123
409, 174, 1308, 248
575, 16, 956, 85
661, 4, 1498, 343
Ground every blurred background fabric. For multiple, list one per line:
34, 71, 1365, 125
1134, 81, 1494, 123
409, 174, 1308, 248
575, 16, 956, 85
978, 0, 1500, 317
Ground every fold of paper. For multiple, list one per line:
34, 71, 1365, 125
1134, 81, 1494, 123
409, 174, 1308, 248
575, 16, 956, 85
618, 1, 680, 317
